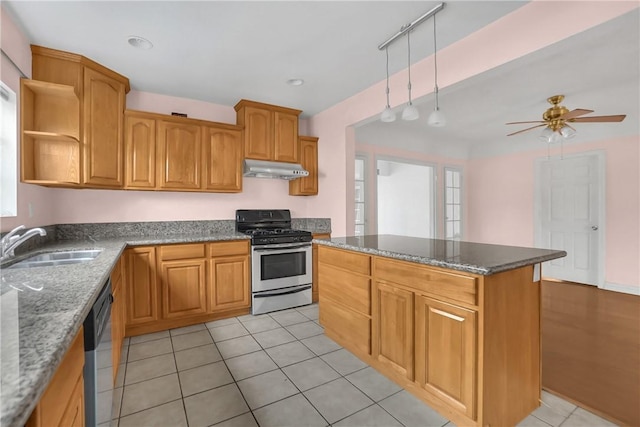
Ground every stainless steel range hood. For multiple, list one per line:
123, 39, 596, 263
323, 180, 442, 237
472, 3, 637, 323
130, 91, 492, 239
243, 159, 309, 180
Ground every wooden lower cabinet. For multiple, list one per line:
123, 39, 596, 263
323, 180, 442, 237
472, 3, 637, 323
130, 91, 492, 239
415, 295, 476, 419
124, 247, 159, 326
110, 256, 125, 382
159, 258, 207, 319
372, 281, 414, 381
27, 327, 85, 427
124, 241, 250, 336
311, 233, 331, 303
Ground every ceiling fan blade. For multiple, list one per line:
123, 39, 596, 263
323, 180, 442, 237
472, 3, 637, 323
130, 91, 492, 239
570, 114, 626, 123
506, 120, 546, 125
560, 108, 594, 120
507, 124, 547, 137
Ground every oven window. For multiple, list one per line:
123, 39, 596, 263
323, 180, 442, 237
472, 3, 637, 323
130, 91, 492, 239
261, 251, 306, 280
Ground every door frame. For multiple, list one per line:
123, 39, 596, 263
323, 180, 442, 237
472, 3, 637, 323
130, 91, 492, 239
533, 150, 606, 288
374, 154, 437, 238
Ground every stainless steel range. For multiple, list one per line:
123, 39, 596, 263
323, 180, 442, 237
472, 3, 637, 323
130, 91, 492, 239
236, 209, 313, 315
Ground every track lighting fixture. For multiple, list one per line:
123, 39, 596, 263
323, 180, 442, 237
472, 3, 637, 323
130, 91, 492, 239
380, 47, 396, 122
377, 3, 445, 124
402, 31, 419, 121
427, 14, 446, 127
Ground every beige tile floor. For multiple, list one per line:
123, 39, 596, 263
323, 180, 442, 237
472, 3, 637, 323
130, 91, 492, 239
112, 304, 618, 427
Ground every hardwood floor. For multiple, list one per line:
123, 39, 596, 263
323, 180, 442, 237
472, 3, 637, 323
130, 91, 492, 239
541, 279, 640, 426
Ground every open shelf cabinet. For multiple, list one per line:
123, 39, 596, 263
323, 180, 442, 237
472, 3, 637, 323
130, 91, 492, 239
20, 79, 81, 185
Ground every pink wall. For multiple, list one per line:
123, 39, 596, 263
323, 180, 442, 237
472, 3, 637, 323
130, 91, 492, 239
467, 136, 640, 290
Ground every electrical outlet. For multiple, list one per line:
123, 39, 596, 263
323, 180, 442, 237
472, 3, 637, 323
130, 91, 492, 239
28, 203, 34, 218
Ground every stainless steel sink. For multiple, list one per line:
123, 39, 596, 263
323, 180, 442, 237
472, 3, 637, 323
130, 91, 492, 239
7, 250, 102, 269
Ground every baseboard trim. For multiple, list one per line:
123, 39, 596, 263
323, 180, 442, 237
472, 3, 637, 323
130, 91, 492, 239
603, 281, 640, 296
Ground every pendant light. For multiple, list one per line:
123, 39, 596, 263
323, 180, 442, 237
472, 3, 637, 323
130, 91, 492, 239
427, 15, 446, 127
402, 31, 419, 121
380, 47, 396, 122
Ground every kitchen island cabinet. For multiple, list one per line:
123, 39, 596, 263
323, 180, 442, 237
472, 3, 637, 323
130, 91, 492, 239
317, 235, 566, 427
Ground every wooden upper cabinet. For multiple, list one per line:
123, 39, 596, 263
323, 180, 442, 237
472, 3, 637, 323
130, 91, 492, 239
235, 99, 301, 163
273, 111, 298, 162
203, 125, 243, 192
241, 106, 272, 160
29, 45, 130, 189
83, 67, 125, 187
415, 295, 477, 419
20, 79, 81, 186
125, 112, 156, 189
289, 136, 318, 196
157, 120, 201, 190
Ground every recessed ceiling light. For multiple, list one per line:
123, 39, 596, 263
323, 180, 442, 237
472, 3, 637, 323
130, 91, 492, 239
286, 79, 304, 86
127, 36, 153, 50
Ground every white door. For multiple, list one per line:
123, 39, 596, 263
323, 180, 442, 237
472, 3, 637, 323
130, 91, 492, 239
536, 152, 604, 286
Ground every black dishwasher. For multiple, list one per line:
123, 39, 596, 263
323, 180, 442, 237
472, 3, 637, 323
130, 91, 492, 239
83, 278, 113, 427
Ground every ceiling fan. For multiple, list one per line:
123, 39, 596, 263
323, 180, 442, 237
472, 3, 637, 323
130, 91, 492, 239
506, 95, 626, 138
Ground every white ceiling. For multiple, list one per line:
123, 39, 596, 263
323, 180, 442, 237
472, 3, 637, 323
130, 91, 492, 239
4, 2, 638, 159
357, 9, 640, 159
4, 1, 527, 117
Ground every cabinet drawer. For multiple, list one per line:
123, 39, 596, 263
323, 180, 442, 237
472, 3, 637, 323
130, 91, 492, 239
319, 264, 370, 315
320, 297, 370, 355
209, 240, 249, 257
374, 257, 477, 305
319, 246, 370, 275
159, 243, 206, 261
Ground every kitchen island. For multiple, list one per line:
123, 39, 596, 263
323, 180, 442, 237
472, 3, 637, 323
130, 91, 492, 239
315, 235, 566, 427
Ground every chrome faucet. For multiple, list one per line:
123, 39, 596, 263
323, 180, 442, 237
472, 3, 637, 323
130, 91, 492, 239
0, 225, 47, 262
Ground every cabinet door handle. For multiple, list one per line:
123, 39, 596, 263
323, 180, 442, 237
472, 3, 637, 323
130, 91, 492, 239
591, 226, 599, 231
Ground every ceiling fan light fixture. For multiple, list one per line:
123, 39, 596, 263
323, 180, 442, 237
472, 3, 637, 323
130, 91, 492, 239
539, 127, 554, 142
427, 107, 446, 127
549, 131, 563, 144
560, 125, 576, 139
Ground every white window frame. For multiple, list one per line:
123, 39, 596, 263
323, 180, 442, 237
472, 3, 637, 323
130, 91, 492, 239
1, 81, 17, 217
354, 154, 368, 236
444, 166, 463, 240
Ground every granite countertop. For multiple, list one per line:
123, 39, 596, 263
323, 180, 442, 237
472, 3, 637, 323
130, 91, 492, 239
0, 231, 253, 427
316, 234, 567, 275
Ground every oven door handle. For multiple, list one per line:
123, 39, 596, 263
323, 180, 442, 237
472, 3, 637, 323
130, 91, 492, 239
253, 285, 312, 298
253, 244, 311, 252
